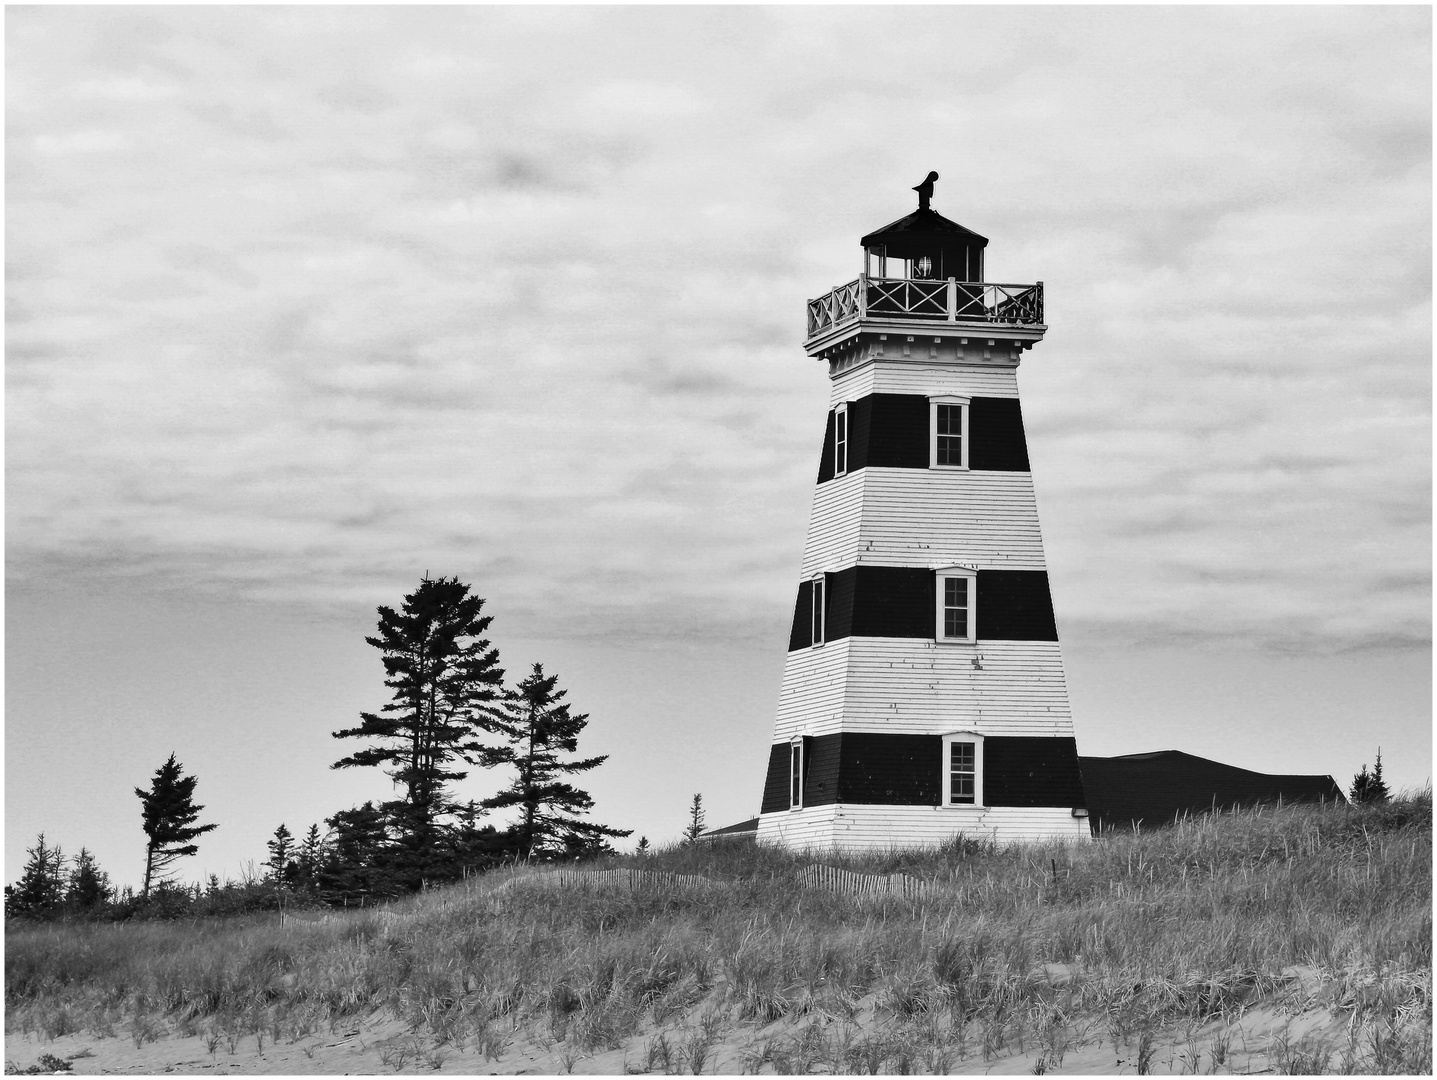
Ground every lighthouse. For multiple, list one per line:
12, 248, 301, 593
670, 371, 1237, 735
756, 177, 1089, 850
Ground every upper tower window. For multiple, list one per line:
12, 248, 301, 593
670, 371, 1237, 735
935, 566, 977, 643
929, 395, 970, 469
834, 404, 848, 477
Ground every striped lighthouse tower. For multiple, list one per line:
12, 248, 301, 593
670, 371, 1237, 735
756, 177, 1089, 850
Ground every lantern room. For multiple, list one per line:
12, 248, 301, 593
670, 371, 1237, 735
860, 207, 989, 283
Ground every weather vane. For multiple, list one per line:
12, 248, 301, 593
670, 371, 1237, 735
913, 171, 939, 211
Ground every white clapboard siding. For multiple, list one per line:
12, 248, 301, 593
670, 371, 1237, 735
801, 469, 1046, 574
774, 639, 1074, 740
832, 361, 1020, 406
757, 804, 1090, 850
774, 638, 852, 735
800, 470, 867, 574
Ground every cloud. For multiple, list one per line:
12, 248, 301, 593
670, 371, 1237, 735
5, 6, 1430, 654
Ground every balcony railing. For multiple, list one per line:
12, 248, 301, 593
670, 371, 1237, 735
806, 276, 1044, 338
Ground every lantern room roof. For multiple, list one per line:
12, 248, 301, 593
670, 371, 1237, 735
860, 208, 989, 257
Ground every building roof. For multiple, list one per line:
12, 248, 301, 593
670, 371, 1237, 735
698, 817, 758, 841
860, 207, 989, 251
1079, 749, 1345, 832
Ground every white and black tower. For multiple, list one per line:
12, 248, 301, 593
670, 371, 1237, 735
757, 177, 1089, 849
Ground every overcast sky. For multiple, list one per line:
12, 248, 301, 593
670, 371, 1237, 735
6, 6, 1431, 886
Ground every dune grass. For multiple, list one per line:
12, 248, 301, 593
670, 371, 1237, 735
6, 792, 1430, 1073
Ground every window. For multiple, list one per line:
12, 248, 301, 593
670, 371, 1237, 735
811, 575, 826, 647
934, 568, 977, 643
941, 732, 984, 807
929, 395, 970, 469
834, 404, 848, 477
789, 738, 804, 809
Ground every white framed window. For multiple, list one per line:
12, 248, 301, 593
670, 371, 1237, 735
929, 395, 970, 469
941, 732, 984, 807
810, 575, 826, 647
834, 403, 848, 477
789, 738, 804, 809
934, 567, 977, 643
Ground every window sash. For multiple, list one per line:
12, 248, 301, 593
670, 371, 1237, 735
936, 571, 976, 643
949, 741, 976, 805
790, 742, 803, 808
930, 398, 969, 469
944, 577, 968, 638
936, 404, 963, 465
834, 407, 848, 476
811, 577, 825, 646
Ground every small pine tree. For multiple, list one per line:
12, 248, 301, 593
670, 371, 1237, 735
480, 663, 631, 859
317, 801, 401, 902
683, 794, 706, 845
66, 848, 112, 911
296, 824, 323, 889
266, 824, 295, 885
636, 836, 650, 856
135, 753, 218, 898
5, 834, 66, 918
1351, 749, 1392, 805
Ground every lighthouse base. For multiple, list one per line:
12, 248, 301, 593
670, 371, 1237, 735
756, 804, 1090, 851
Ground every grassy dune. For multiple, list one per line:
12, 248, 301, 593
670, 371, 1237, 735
5, 793, 1430, 1074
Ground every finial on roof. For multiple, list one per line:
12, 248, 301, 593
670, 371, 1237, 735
913, 171, 939, 211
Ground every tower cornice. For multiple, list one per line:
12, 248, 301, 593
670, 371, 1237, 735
817, 330, 1039, 378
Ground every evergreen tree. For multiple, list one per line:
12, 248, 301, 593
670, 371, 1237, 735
480, 663, 631, 859
636, 836, 650, 856
265, 824, 295, 885
5, 834, 66, 918
683, 793, 706, 845
333, 577, 504, 846
317, 802, 403, 902
447, 801, 511, 875
296, 824, 323, 890
66, 848, 112, 911
135, 753, 218, 898
1350, 749, 1392, 805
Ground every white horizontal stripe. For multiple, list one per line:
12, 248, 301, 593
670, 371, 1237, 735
831, 361, 1020, 406
773, 639, 1075, 741
802, 469, 1048, 574
756, 804, 1090, 850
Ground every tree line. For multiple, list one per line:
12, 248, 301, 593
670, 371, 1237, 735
6, 576, 637, 920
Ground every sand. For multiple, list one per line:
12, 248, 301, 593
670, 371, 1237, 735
5, 982, 1364, 1076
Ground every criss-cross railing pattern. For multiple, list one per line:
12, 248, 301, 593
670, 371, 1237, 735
805, 278, 864, 335
806, 276, 1044, 338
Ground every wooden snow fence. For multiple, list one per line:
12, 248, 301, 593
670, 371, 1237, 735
795, 864, 936, 902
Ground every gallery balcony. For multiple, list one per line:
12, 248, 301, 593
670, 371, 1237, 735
805, 275, 1044, 347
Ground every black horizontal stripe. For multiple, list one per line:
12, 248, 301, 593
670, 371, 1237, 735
817, 393, 1031, 482
760, 734, 1084, 812
788, 567, 1058, 649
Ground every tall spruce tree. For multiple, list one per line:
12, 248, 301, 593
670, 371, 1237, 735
333, 577, 504, 846
481, 663, 631, 859
135, 753, 217, 898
